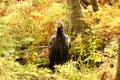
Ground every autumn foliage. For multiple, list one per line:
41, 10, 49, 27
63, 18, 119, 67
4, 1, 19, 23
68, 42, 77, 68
0, 0, 119, 80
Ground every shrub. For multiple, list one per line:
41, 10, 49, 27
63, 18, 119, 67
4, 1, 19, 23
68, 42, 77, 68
70, 36, 103, 68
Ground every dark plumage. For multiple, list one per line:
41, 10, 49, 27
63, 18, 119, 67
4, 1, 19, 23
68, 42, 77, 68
48, 20, 71, 69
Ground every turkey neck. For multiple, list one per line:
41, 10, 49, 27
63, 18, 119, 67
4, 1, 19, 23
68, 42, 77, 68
56, 27, 66, 42
57, 26, 64, 36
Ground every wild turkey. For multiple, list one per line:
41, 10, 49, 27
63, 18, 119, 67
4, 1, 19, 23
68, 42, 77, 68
48, 20, 71, 69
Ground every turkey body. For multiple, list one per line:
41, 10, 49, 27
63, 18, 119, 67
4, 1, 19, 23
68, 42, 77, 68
48, 23, 71, 69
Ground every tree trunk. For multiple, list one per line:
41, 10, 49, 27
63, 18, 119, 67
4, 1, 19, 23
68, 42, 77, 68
115, 34, 120, 80
80, 0, 98, 12
66, 0, 90, 36
91, 0, 99, 11
80, 0, 90, 9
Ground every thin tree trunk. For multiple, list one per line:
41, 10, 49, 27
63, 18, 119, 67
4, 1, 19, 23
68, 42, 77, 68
80, 0, 90, 9
91, 0, 99, 11
115, 34, 120, 80
66, 0, 90, 36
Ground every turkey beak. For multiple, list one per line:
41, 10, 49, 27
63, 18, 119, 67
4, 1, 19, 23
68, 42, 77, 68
58, 22, 62, 27
57, 19, 62, 27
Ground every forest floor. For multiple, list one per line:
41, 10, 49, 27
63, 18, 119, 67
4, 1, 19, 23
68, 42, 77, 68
0, 0, 120, 80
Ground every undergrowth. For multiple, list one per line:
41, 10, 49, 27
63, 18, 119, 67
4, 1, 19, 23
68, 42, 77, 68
0, 0, 119, 80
